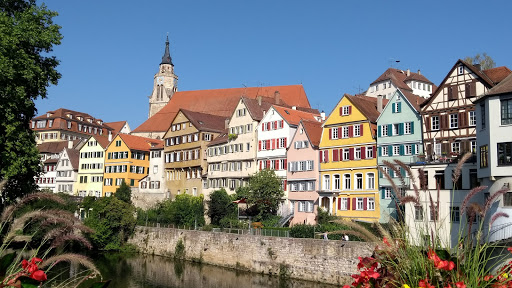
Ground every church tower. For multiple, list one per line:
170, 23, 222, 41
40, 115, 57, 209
148, 36, 178, 119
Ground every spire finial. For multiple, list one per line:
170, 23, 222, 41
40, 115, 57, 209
161, 34, 173, 65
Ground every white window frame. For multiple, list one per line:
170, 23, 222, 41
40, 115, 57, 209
404, 144, 412, 155
355, 173, 363, 190
384, 187, 392, 199
342, 106, 350, 116
431, 116, 440, 131
367, 198, 375, 210
469, 111, 476, 126
451, 142, 460, 153
332, 128, 338, 139
342, 126, 349, 138
404, 122, 411, 134
381, 146, 388, 156
367, 173, 375, 190
356, 198, 364, 210
354, 147, 361, 160
450, 114, 458, 129
340, 198, 348, 210
323, 175, 330, 191
382, 125, 388, 137
343, 174, 351, 190
366, 146, 374, 159
333, 174, 340, 190
393, 145, 400, 156
353, 125, 360, 137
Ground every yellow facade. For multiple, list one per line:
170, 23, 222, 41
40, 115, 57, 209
319, 95, 380, 221
103, 135, 150, 196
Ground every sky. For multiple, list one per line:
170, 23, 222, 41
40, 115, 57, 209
35, 0, 512, 130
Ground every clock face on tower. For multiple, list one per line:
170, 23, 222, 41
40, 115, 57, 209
156, 76, 164, 85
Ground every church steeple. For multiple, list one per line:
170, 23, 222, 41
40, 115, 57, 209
161, 35, 173, 66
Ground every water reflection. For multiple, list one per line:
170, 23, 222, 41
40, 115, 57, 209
84, 253, 339, 288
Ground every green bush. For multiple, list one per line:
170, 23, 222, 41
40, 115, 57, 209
289, 224, 315, 238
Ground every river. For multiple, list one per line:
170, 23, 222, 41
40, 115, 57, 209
58, 252, 340, 288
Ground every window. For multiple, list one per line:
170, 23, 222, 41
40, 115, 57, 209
458, 66, 464, 75
355, 148, 361, 160
384, 187, 392, 199
381, 146, 388, 156
469, 169, 478, 189
393, 124, 399, 136
367, 173, 375, 189
115, 140, 121, 146
393, 145, 400, 156
414, 206, 424, 221
343, 148, 350, 160
404, 144, 412, 155
333, 175, 340, 190
502, 99, 512, 125
307, 160, 313, 171
404, 122, 412, 134
343, 174, 351, 190
451, 142, 460, 153
469, 111, 476, 126
434, 143, 441, 156
340, 198, 348, 210
504, 192, 512, 207
323, 175, 330, 190
382, 125, 388, 136
481, 103, 486, 128
450, 114, 458, 129
355, 173, 363, 190
368, 198, 375, 210
342, 126, 349, 138
356, 198, 364, 210
429, 116, 439, 131
342, 106, 350, 116
451, 206, 460, 222
366, 146, 374, 159
430, 205, 439, 221
393, 102, 400, 113
471, 141, 476, 153
353, 125, 360, 137
332, 128, 338, 139
497, 142, 512, 166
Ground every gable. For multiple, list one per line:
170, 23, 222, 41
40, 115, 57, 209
323, 96, 368, 126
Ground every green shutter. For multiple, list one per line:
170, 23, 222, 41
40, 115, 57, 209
399, 145, 404, 156
381, 187, 386, 199
378, 146, 382, 156
388, 145, 393, 156
399, 123, 404, 135
388, 124, 392, 135
412, 144, 416, 155
397, 102, 402, 113
378, 125, 381, 137
392, 103, 396, 113
410, 121, 414, 134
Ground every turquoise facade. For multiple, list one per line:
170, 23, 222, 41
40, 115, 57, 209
376, 89, 424, 222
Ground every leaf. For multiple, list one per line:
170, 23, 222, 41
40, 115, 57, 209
19, 276, 40, 288
90, 280, 112, 288
0, 252, 16, 276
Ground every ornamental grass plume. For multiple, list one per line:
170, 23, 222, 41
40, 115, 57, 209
342, 156, 512, 288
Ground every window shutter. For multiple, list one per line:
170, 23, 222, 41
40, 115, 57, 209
349, 148, 354, 160
378, 146, 382, 157
348, 106, 352, 115
397, 102, 402, 113
388, 145, 393, 155
440, 115, 446, 129
272, 139, 276, 150
284, 159, 287, 170
349, 126, 353, 137
399, 123, 404, 135
333, 149, 339, 161
274, 121, 278, 129
276, 160, 280, 170
448, 86, 453, 100
337, 127, 342, 137
392, 103, 396, 113
363, 198, 368, 210
410, 122, 414, 134
412, 143, 416, 155
284, 180, 287, 191
266, 140, 271, 149
388, 124, 392, 135
324, 151, 329, 163
425, 116, 431, 132
281, 120, 284, 128
465, 83, 471, 98
339, 107, 343, 115
373, 145, 377, 157
381, 188, 386, 199
453, 85, 459, 100
258, 141, 261, 151
470, 82, 476, 97
459, 112, 466, 128
352, 198, 356, 210
259, 161, 262, 170
361, 147, 366, 159
338, 198, 341, 210
266, 160, 270, 169
284, 138, 287, 148
399, 145, 404, 156
319, 151, 323, 163
329, 128, 332, 140
360, 124, 364, 136
346, 198, 350, 210
378, 126, 381, 137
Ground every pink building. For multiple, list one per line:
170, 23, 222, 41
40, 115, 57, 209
287, 120, 323, 225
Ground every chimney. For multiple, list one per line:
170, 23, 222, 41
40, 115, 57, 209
417, 69, 421, 75
475, 64, 481, 71
377, 95, 383, 113
274, 90, 280, 104
257, 95, 262, 106
68, 140, 73, 149
292, 106, 297, 110
225, 119, 229, 129
406, 69, 410, 76
320, 111, 326, 121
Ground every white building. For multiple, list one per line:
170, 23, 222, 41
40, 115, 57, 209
366, 68, 435, 99
135, 142, 168, 209
36, 140, 82, 192
55, 148, 80, 194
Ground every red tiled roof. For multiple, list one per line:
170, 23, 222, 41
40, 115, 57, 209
150, 142, 164, 150
273, 105, 321, 126
116, 134, 163, 152
207, 132, 229, 147
105, 121, 127, 134
66, 148, 80, 169
94, 135, 111, 149
37, 140, 81, 154
31, 108, 114, 137
180, 109, 228, 133
483, 66, 512, 85
486, 73, 512, 96
370, 68, 434, 91
346, 94, 389, 123
133, 85, 311, 133
400, 89, 426, 111
300, 120, 323, 148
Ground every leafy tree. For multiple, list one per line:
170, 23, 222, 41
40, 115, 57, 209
114, 179, 132, 204
166, 194, 205, 227
0, 0, 62, 206
464, 53, 496, 70
246, 169, 284, 221
83, 196, 136, 250
206, 189, 236, 226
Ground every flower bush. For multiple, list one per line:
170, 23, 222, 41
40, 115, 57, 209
340, 153, 512, 288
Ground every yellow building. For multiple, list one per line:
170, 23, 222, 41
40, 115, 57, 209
318, 94, 386, 221
103, 134, 163, 196
75, 135, 110, 197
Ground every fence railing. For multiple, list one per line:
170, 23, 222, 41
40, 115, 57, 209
139, 223, 290, 238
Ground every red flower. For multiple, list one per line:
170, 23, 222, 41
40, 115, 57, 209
455, 282, 466, 288
484, 275, 493, 281
427, 249, 455, 271
31, 270, 47, 281
419, 279, 435, 288
507, 247, 512, 254
383, 237, 391, 247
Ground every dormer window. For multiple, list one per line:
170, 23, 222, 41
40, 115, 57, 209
87, 118, 92, 123
458, 66, 464, 75
340, 105, 351, 116
66, 114, 72, 119
46, 113, 50, 117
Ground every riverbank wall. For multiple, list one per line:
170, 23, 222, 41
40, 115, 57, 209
128, 226, 373, 285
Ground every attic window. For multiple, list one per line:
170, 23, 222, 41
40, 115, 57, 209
284, 110, 290, 115
66, 114, 72, 119
458, 66, 464, 75
198, 121, 204, 125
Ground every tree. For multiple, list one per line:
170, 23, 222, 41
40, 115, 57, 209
246, 169, 284, 221
114, 179, 132, 204
166, 194, 205, 227
83, 196, 136, 250
0, 0, 62, 206
464, 53, 496, 70
206, 189, 236, 226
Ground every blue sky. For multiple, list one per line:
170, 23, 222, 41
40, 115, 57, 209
36, 0, 512, 129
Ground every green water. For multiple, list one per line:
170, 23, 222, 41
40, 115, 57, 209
57, 252, 339, 288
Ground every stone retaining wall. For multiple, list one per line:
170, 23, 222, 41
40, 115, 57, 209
129, 226, 373, 285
